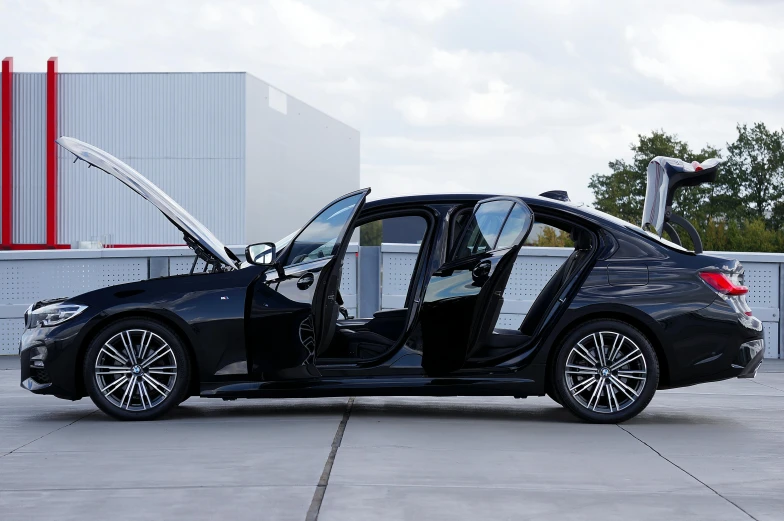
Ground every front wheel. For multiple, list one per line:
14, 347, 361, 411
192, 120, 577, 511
83, 318, 191, 421
553, 319, 659, 423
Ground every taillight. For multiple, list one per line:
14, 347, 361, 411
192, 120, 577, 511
699, 271, 748, 296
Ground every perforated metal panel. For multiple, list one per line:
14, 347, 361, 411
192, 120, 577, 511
497, 314, 526, 329
0, 319, 24, 355
0, 258, 147, 304
381, 251, 419, 310
169, 256, 202, 275
744, 262, 779, 308
383, 252, 419, 294
339, 249, 358, 318
503, 257, 565, 301
763, 323, 779, 359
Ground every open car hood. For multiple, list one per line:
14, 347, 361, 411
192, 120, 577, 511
56, 137, 238, 269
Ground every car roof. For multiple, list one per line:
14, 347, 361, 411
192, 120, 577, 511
363, 193, 613, 224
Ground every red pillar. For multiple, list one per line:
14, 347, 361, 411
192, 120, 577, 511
46, 57, 58, 247
1, 57, 12, 248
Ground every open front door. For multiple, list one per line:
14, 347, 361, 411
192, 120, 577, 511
248, 189, 370, 380
420, 197, 533, 375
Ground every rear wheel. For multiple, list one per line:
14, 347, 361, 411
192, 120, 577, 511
553, 319, 658, 423
83, 318, 190, 421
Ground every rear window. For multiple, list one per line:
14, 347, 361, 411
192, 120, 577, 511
575, 204, 689, 253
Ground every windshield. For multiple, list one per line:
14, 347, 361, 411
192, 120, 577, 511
274, 229, 299, 252
284, 193, 364, 266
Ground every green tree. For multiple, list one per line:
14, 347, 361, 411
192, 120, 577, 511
588, 130, 722, 226
525, 225, 574, 247
724, 122, 784, 227
588, 126, 784, 253
359, 220, 382, 246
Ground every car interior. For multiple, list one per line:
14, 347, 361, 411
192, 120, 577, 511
471, 218, 594, 360
319, 214, 429, 362
318, 207, 595, 364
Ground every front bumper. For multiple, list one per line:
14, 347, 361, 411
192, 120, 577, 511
19, 323, 84, 400
19, 333, 55, 394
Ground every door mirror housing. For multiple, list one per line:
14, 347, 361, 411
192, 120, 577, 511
246, 242, 285, 278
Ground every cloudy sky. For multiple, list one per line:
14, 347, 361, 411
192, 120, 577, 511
1, 0, 782, 204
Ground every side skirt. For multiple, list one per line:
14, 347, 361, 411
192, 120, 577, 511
199, 376, 537, 399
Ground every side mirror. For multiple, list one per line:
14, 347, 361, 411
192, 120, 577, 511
245, 242, 285, 278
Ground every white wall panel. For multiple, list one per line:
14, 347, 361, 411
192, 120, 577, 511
381, 247, 420, 311
743, 262, 779, 308
0, 319, 24, 354
0, 257, 147, 304
245, 74, 360, 244
764, 323, 779, 359
57, 73, 246, 245
338, 244, 359, 318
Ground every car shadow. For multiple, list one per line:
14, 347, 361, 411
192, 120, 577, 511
18, 397, 729, 426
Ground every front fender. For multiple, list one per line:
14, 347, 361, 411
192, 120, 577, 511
40, 267, 263, 397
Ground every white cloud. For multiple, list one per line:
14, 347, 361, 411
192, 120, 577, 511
270, 0, 355, 48
381, 0, 463, 22
395, 96, 438, 125
432, 48, 465, 70
463, 80, 513, 123
628, 16, 784, 99
563, 40, 577, 57
3, 0, 784, 210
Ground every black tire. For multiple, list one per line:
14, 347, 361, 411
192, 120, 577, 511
83, 318, 191, 421
553, 319, 658, 423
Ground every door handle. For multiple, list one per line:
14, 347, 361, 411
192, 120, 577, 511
297, 273, 315, 290
472, 260, 492, 282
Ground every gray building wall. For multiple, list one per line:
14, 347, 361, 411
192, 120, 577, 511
245, 74, 360, 244
57, 72, 247, 245
0, 71, 359, 248
12, 73, 46, 244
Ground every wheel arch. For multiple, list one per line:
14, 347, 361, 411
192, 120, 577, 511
75, 309, 200, 398
544, 306, 671, 389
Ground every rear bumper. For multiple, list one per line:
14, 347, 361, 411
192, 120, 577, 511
735, 339, 765, 379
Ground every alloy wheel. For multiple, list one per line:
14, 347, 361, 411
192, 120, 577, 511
94, 329, 178, 411
563, 331, 648, 414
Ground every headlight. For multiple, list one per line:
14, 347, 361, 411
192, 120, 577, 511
26, 303, 87, 328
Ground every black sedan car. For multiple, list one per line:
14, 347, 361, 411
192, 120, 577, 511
19, 138, 765, 422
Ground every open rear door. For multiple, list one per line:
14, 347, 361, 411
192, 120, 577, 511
420, 197, 533, 375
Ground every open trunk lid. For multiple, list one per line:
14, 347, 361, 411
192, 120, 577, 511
641, 156, 720, 253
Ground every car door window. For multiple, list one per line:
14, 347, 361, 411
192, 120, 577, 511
495, 203, 531, 250
453, 200, 513, 260
523, 222, 575, 247
285, 193, 364, 266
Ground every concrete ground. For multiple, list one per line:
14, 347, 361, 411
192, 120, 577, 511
0, 355, 782, 521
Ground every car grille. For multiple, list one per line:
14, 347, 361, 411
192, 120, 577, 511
30, 367, 51, 385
